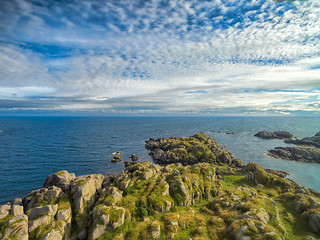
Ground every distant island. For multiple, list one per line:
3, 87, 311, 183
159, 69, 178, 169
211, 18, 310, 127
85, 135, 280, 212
1, 133, 320, 239
255, 131, 320, 163
254, 131, 293, 140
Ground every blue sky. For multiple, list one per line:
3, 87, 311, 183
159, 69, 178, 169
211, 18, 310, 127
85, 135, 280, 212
0, 0, 319, 116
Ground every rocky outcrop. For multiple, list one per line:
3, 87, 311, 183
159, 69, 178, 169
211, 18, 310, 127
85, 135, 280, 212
1, 133, 320, 239
254, 131, 294, 140
44, 170, 76, 192
145, 132, 243, 167
268, 147, 320, 163
70, 174, 104, 239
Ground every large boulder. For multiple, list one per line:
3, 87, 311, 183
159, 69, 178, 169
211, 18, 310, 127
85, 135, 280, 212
245, 163, 269, 185
44, 170, 76, 192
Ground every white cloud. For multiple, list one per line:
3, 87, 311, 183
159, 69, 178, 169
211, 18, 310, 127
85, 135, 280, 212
0, 0, 320, 114
0, 86, 56, 99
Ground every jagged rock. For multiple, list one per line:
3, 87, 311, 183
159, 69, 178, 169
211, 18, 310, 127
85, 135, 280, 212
44, 170, 76, 192
254, 131, 293, 139
69, 174, 103, 239
91, 205, 126, 239
2, 214, 28, 240
28, 204, 58, 220
70, 174, 104, 214
268, 147, 320, 163
24, 186, 63, 212
315, 131, 320, 137
40, 229, 63, 240
28, 204, 58, 232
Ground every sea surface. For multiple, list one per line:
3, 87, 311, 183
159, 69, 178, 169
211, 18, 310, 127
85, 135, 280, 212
0, 116, 319, 204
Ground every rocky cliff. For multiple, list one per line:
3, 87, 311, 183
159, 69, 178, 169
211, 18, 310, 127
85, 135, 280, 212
1, 133, 320, 240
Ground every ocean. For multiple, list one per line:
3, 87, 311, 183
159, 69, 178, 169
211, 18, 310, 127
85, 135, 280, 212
0, 116, 319, 204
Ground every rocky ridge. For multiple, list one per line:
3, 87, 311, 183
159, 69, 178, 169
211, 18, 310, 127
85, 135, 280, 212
0, 133, 320, 240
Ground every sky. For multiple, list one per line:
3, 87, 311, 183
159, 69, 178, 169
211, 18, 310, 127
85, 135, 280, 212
0, 0, 320, 116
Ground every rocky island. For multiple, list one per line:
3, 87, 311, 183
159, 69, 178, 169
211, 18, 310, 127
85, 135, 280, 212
1, 133, 320, 240
268, 147, 320, 163
254, 131, 294, 140
284, 132, 320, 148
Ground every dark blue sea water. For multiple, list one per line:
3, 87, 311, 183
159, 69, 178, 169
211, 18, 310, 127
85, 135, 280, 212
0, 116, 319, 204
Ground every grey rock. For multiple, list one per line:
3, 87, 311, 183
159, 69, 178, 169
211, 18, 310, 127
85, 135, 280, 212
40, 229, 63, 240
11, 205, 24, 216
44, 170, 76, 192
28, 204, 58, 220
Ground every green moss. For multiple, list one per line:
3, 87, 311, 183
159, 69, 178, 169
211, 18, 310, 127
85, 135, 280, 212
103, 195, 116, 205
58, 194, 71, 211
56, 170, 66, 176
75, 213, 88, 223
29, 222, 52, 240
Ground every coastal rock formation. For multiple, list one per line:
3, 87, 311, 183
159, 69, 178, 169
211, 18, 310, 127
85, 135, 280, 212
254, 131, 294, 140
145, 132, 243, 167
1, 133, 320, 239
268, 147, 320, 163
285, 132, 320, 148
